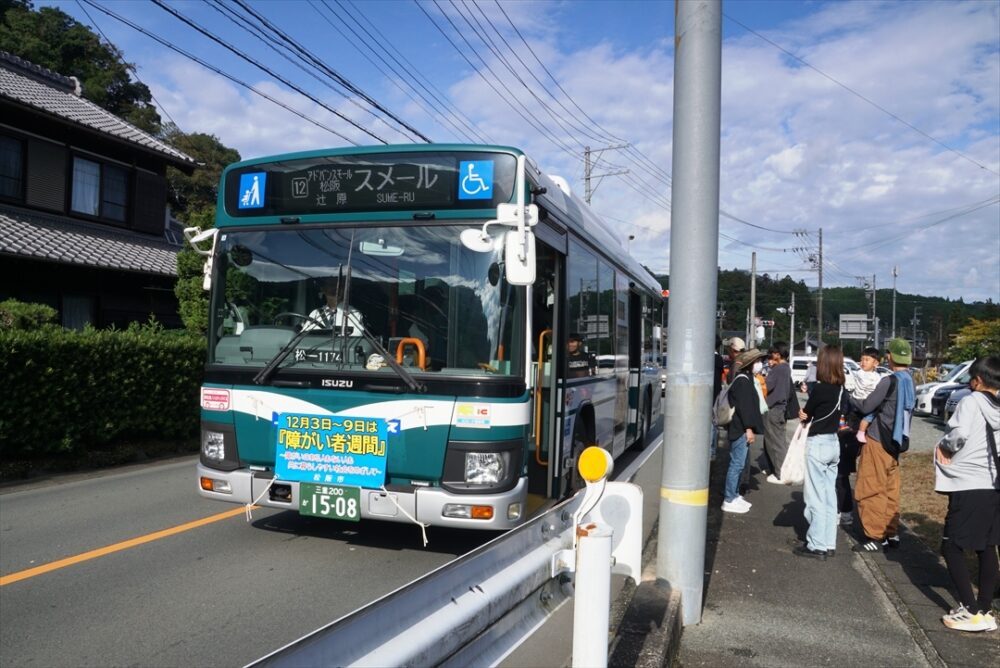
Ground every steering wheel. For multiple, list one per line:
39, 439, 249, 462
273, 312, 326, 329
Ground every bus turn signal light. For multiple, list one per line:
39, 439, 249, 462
471, 505, 494, 520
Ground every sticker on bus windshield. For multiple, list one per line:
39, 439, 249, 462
457, 160, 493, 200
238, 172, 266, 209
274, 413, 388, 488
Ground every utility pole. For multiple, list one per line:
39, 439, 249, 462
872, 274, 878, 349
790, 292, 796, 358
660, 0, 720, 627
891, 266, 898, 339
748, 252, 757, 346
817, 227, 823, 344
583, 145, 629, 205
911, 306, 921, 355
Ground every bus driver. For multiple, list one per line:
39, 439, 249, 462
304, 278, 365, 333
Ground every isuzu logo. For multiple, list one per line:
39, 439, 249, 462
321, 379, 354, 388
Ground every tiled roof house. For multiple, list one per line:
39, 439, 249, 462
0, 51, 197, 329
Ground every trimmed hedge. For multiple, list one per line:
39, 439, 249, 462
0, 323, 206, 459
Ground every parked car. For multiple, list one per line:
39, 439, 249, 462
790, 356, 816, 385
943, 387, 973, 424
875, 366, 892, 378
930, 376, 970, 421
914, 360, 974, 415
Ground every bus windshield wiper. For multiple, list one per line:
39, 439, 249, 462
252, 326, 313, 386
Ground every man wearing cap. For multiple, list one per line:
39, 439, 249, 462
849, 338, 916, 552
722, 348, 767, 514
723, 337, 747, 384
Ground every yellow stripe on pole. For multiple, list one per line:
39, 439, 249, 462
0, 506, 250, 586
660, 487, 709, 506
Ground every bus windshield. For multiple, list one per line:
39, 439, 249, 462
209, 224, 524, 378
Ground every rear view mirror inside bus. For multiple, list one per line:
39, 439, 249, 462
359, 239, 404, 257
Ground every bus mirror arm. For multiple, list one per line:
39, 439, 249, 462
184, 227, 219, 291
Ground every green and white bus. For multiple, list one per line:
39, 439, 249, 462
191, 144, 664, 530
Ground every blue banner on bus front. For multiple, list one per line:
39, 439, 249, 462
273, 413, 389, 488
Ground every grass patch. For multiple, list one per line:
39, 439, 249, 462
899, 451, 948, 550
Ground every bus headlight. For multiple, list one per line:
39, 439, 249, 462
465, 452, 508, 485
202, 430, 226, 461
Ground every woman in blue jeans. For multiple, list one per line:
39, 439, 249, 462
721, 349, 766, 514
795, 344, 848, 559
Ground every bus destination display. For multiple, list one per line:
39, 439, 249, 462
226, 152, 517, 216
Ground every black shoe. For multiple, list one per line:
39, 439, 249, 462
793, 545, 828, 560
885, 536, 900, 549
852, 539, 884, 553
826, 549, 836, 558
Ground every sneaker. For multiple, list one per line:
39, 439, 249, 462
839, 512, 854, 526
793, 545, 828, 560
722, 498, 750, 514
885, 536, 900, 549
735, 495, 752, 509
766, 474, 784, 485
942, 605, 996, 632
856, 431, 867, 444
852, 539, 884, 553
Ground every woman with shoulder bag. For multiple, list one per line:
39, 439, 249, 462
794, 344, 848, 560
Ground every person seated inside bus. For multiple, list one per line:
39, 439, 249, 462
567, 333, 595, 378
304, 278, 365, 333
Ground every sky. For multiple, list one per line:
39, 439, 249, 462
43, 0, 1000, 304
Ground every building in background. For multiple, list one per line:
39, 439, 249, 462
0, 51, 196, 329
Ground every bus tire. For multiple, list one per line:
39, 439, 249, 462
567, 416, 594, 495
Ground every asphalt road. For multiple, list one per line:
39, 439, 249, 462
0, 457, 493, 667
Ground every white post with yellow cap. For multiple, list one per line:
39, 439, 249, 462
571, 446, 615, 668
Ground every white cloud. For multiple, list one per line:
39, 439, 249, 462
137, 1, 998, 302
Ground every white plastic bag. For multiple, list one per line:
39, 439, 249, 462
781, 420, 810, 485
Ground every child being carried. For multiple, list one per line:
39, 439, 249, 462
846, 346, 881, 443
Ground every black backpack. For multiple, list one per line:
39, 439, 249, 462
878, 375, 910, 456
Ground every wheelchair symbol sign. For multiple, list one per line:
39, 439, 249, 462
458, 160, 493, 200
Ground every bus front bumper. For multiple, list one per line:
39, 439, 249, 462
196, 463, 529, 530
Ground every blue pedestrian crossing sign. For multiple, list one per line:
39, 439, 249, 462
458, 160, 493, 200
238, 172, 266, 209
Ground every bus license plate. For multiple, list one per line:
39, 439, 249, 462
299, 483, 361, 522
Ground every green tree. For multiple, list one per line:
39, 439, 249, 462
946, 318, 1000, 361
0, 1, 161, 133
163, 127, 241, 219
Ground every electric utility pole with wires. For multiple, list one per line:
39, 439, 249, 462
792, 228, 824, 345
584, 145, 629, 204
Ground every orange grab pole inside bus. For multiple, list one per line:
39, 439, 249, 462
535, 329, 552, 466
395, 337, 426, 370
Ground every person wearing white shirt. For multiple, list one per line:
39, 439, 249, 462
304, 280, 365, 333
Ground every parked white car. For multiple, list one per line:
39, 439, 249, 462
914, 360, 974, 415
790, 356, 816, 385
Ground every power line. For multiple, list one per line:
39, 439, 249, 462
724, 12, 1000, 177
324, 0, 494, 144
230, 0, 432, 142
149, 0, 393, 144
80, 0, 358, 145
74, 0, 179, 130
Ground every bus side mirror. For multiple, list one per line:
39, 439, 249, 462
504, 229, 535, 286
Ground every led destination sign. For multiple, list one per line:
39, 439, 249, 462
225, 151, 517, 216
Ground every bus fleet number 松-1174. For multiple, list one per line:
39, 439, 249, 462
300, 483, 361, 521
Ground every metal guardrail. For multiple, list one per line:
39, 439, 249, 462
249, 434, 662, 668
